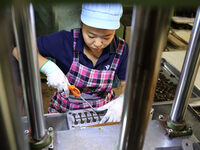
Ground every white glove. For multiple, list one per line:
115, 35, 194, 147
40, 60, 70, 97
96, 94, 124, 123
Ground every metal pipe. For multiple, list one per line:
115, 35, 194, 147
0, 7, 29, 150
119, 7, 172, 150
12, 3, 46, 140
170, 7, 200, 123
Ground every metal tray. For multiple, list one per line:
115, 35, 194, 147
67, 109, 107, 129
153, 58, 200, 105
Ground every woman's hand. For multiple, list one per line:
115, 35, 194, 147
13, 47, 70, 96
96, 94, 124, 123
40, 60, 70, 97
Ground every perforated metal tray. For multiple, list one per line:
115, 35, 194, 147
67, 109, 107, 129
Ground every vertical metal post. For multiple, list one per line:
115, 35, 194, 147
12, 3, 46, 140
119, 7, 172, 150
0, 7, 29, 150
170, 7, 200, 123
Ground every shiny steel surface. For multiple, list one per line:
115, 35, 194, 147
54, 120, 199, 150
119, 7, 172, 150
55, 124, 120, 150
153, 104, 200, 141
12, 3, 46, 140
170, 7, 200, 123
0, 8, 29, 150
143, 121, 198, 150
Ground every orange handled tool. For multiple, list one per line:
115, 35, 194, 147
68, 85, 81, 98
68, 85, 97, 113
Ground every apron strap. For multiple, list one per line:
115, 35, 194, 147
110, 37, 125, 71
73, 28, 80, 50
73, 28, 81, 61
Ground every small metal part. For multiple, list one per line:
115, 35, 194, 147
149, 108, 154, 120
72, 113, 78, 125
48, 144, 54, 150
78, 113, 84, 124
167, 120, 186, 131
159, 117, 193, 138
48, 127, 55, 150
84, 112, 90, 123
29, 130, 52, 149
97, 113, 101, 121
48, 127, 53, 132
80, 96, 97, 113
90, 111, 96, 122
24, 130, 29, 134
159, 115, 164, 120
168, 129, 173, 133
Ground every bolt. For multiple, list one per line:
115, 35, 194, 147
168, 129, 173, 133
49, 144, 54, 149
24, 130, 29, 134
159, 115, 164, 120
48, 127, 53, 132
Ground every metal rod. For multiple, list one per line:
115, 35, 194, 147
170, 7, 200, 123
12, 3, 46, 140
0, 7, 29, 150
119, 7, 172, 150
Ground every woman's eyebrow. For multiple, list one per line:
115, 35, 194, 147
88, 31, 96, 36
88, 31, 112, 37
104, 34, 112, 37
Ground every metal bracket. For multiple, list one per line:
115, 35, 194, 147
158, 115, 192, 138
25, 127, 55, 150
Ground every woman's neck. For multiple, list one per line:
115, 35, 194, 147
84, 46, 102, 59
84, 46, 103, 66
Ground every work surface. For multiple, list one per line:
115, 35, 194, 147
55, 120, 199, 150
50, 105, 200, 150
162, 50, 200, 90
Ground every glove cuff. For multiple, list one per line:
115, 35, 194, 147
40, 60, 57, 75
119, 94, 124, 98
40, 60, 50, 71
117, 94, 124, 104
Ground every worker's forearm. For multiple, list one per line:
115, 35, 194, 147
38, 52, 48, 68
12, 47, 48, 69
120, 81, 126, 94
12, 47, 19, 60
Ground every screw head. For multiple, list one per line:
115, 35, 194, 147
168, 129, 173, 133
49, 144, 54, 149
48, 127, 53, 132
159, 115, 164, 120
24, 130, 29, 134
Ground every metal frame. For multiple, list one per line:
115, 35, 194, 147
12, 2, 46, 140
119, 6, 173, 150
170, 7, 200, 123
0, 7, 29, 150
1, 1, 200, 150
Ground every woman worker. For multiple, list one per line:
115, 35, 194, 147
13, 3, 129, 123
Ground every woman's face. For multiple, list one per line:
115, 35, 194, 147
82, 24, 115, 53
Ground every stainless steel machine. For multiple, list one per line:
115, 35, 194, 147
1, 1, 200, 150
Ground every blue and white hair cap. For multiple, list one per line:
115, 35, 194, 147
81, 3, 123, 30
